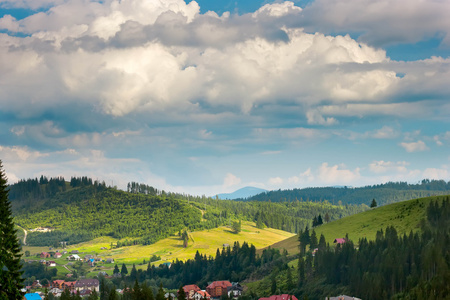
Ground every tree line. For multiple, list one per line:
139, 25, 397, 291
243, 180, 450, 206
296, 196, 450, 299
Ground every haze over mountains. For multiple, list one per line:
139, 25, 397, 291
215, 186, 268, 200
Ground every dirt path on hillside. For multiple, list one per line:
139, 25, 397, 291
16, 225, 27, 245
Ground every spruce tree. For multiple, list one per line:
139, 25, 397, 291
177, 285, 186, 300
0, 161, 24, 299
121, 263, 128, 276
370, 198, 377, 208
156, 283, 165, 300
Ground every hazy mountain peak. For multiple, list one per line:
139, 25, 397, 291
215, 186, 268, 200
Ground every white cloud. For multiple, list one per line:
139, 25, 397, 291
301, 0, 450, 47
268, 177, 284, 185
288, 168, 315, 184
369, 160, 409, 174
422, 167, 449, 180
317, 163, 361, 184
371, 126, 399, 139
400, 140, 429, 152
306, 110, 338, 126
223, 173, 241, 189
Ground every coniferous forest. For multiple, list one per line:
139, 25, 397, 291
292, 196, 450, 299
9, 176, 367, 246
243, 180, 450, 206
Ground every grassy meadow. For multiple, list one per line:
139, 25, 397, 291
268, 195, 443, 255
21, 221, 295, 276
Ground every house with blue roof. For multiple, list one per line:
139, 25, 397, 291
24, 293, 42, 300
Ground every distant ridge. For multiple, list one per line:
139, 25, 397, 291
216, 186, 267, 200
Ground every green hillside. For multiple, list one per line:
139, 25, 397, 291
248, 195, 450, 300
244, 180, 450, 206
270, 195, 443, 254
10, 176, 368, 248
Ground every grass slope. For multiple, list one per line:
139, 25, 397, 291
270, 195, 443, 254
22, 221, 295, 276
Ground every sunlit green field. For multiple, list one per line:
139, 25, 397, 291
268, 195, 444, 255
21, 221, 295, 276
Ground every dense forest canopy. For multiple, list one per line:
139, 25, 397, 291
9, 176, 366, 247
242, 179, 450, 206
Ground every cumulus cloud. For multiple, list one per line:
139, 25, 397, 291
369, 160, 409, 174
422, 167, 449, 180
268, 176, 283, 185
0, 0, 404, 121
223, 173, 241, 188
317, 163, 361, 184
400, 140, 429, 153
299, 0, 450, 47
288, 168, 315, 184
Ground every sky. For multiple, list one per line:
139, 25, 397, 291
0, 0, 449, 196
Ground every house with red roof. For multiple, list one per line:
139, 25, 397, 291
206, 281, 232, 298
193, 290, 211, 300
258, 294, 298, 300
52, 280, 65, 289
334, 238, 346, 245
40, 252, 51, 258
182, 284, 201, 299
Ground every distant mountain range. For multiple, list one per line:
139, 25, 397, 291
215, 186, 268, 200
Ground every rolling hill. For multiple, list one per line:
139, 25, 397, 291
243, 180, 450, 206
267, 194, 447, 254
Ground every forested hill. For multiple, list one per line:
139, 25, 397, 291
9, 176, 368, 247
241, 179, 450, 206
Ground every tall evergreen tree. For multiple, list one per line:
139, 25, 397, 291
121, 263, 128, 276
156, 283, 165, 300
113, 264, 119, 275
177, 285, 186, 300
370, 198, 377, 208
0, 161, 24, 299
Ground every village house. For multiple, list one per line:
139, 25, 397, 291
84, 254, 95, 261
47, 261, 56, 267
63, 281, 76, 291
40, 252, 51, 258
206, 281, 232, 298
333, 238, 346, 245
258, 294, 298, 300
49, 288, 63, 298
227, 283, 243, 299
79, 289, 93, 297
31, 280, 42, 289
106, 258, 114, 264
71, 250, 79, 254
68, 254, 81, 261
325, 296, 361, 300
182, 284, 201, 299
89, 258, 95, 267
52, 280, 65, 289
54, 252, 62, 258
193, 290, 211, 300
74, 278, 100, 292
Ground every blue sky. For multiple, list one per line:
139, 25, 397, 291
0, 0, 449, 196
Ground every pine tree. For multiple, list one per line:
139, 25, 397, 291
113, 264, 119, 275
121, 263, 128, 276
156, 283, 165, 300
142, 283, 154, 300
370, 199, 377, 208
177, 285, 186, 300
0, 161, 24, 299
